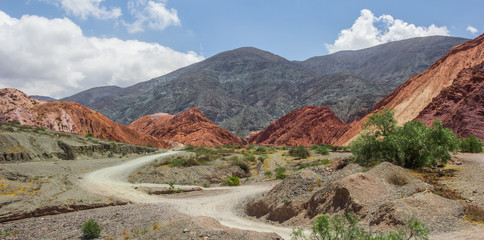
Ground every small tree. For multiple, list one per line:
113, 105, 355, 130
81, 219, 102, 239
459, 136, 483, 153
351, 109, 458, 168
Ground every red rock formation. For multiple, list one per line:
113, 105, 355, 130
0, 88, 169, 148
335, 33, 484, 145
248, 106, 349, 146
129, 108, 245, 147
415, 61, 484, 140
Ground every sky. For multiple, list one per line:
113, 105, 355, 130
0, 0, 483, 98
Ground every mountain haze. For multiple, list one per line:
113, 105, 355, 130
64, 36, 468, 137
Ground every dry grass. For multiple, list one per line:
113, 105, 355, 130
387, 171, 409, 186
464, 204, 484, 223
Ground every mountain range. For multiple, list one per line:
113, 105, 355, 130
62, 36, 467, 137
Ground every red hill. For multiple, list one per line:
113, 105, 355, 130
248, 106, 349, 146
0, 88, 168, 148
129, 108, 245, 147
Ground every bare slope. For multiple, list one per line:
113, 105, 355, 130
64, 37, 467, 136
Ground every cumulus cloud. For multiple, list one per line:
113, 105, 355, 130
0, 10, 204, 98
124, 0, 180, 33
43, 0, 122, 20
326, 9, 450, 53
466, 25, 478, 34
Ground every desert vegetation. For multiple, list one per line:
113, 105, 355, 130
291, 214, 429, 240
351, 109, 459, 168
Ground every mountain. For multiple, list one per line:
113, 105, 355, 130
65, 36, 467, 137
336, 33, 484, 145
129, 108, 245, 146
415, 61, 484, 140
30, 95, 57, 101
248, 106, 349, 146
62, 86, 122, 107
0, 88, 169, 148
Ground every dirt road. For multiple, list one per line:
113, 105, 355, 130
80, 151, 294, 239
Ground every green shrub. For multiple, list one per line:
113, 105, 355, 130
351, 109, 458, 168
109, 142, 118, 148
264, 171, 273, 177
258, 156, 266, 163
310, 144, 319, 150
291, 213, 429, 240
315, 146, 329, 155
459, 136, 482, 153
107, 151, 113, 158
289, 146, 310, 159
222, 175, 240, 186
233, 159, 249, 172
85, 133, 94, 138
275, 167, 287, 179
81, 219, 102, 239
255, 147, 267, 154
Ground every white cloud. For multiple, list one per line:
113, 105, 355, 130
44, 0, 122, 20
466, 25, 478, 34
124, 0, 180, 33
326, 9, 450, 53
0, 10, 204, 98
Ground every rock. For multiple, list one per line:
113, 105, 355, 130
336, 33, 484, 145
248, 106, 349, 146
129, 108, 245, 147
415, 61, 484, 140
183, 228, 190, 233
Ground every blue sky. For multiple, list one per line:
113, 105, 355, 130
0, 0, 482, 97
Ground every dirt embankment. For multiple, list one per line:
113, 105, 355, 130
247, 156, 481, 235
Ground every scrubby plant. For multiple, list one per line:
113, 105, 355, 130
109, 142, 118, 148
85, 132, 94, 138
255, 147, 267, 154
315, 146, 329, 155
351, 109, 458, 169
275, 167, 287, 179
243, 153, 256, 162
291, 213, 429, 240
169, 156, 199, 167
289, 146, 310, 159
222, 175, 240, 186
459, 136, 482, 153
258, 156, 266, 163
81, 219, 102, 239
264, 171, 273, 178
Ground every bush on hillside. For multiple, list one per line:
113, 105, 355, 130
315, 146, 329, 155
291, 213, 429, 240
351, 109, 458, 168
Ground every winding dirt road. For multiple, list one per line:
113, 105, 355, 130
80, 151, 293, 239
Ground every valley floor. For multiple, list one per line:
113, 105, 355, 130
0, 151, 482, 239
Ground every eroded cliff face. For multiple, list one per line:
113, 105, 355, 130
248, 106, 349, 146
0, 88, 169, 148
335, 33, 484, 145
415, 61, 484, 140
130, 108, 245, 147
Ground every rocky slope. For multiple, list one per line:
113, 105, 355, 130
0, 88, 169, 148
129, 108, 245, 146
336, 33, 484, 145
248, 106, 349, 146
64, 36, 467, 136
247, 161, 466, 233
415, 61, 484, 140
0, 122, 158, 162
